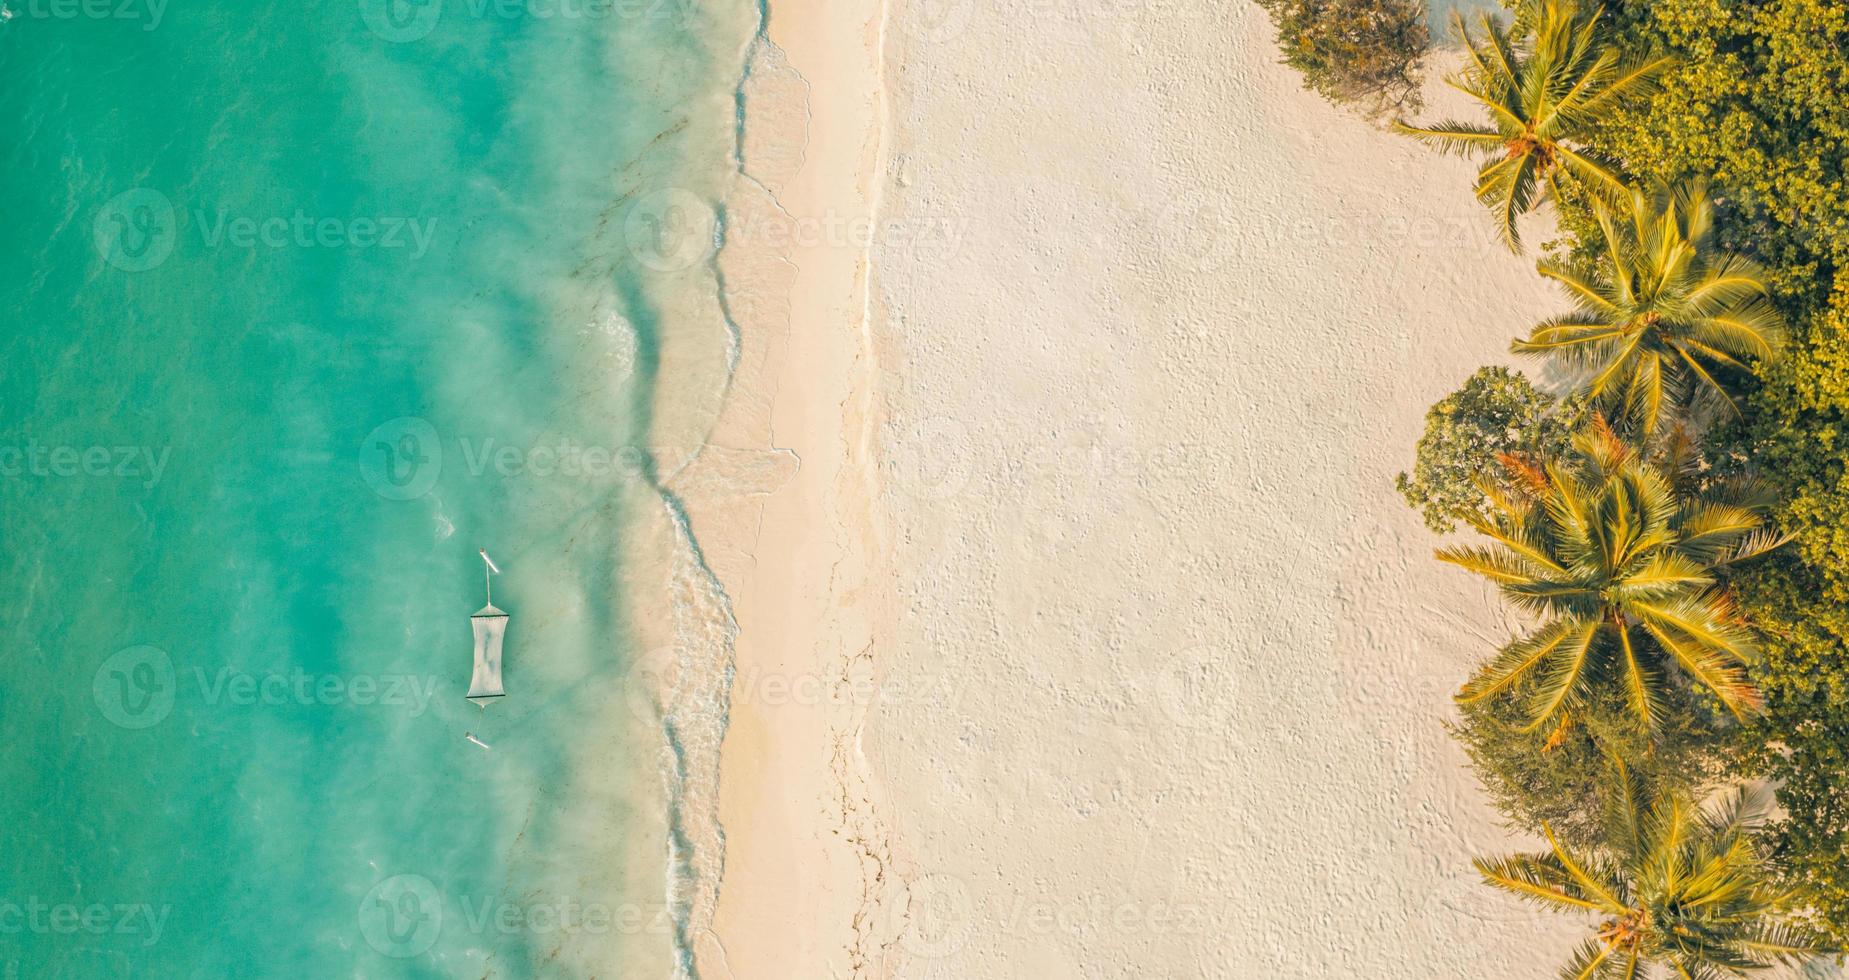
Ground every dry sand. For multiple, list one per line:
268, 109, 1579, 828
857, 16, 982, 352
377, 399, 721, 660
701, 1, 1593, 976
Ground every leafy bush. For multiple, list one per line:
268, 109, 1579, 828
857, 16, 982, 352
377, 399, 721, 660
1530, 0, 1849, 943
1571, 0, 1849, 941
1396, 366, 1581, 533
1451, 689, 1738, 851
1253, 0, 1429, 116
1476, 770, 1835, 975
1396, 0, 1849, 947
1735, 563, 1849, 942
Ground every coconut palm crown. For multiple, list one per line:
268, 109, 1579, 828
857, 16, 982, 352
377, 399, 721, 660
1477, 764, 1835, 978
1514, 181, 1786, 436
1439, 420, 1782, 732
1393, 0, 1671, 250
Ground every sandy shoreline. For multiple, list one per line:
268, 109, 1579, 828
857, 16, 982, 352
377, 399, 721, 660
688, 1, 893, 977
704, 1, 1585, 976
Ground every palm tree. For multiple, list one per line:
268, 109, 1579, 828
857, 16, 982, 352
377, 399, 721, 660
1393, 0, 1671, 250
1440, 420, 1782, 732
1514, 182, 1786, 436
1476, 764, 1834, 977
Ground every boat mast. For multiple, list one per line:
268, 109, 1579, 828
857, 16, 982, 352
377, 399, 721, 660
479, 549, 500, 607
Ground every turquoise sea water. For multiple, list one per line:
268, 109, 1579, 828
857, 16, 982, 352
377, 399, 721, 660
1, 0, 753, 975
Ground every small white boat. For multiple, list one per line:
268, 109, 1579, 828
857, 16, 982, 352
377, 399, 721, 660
467, 550, 507, 704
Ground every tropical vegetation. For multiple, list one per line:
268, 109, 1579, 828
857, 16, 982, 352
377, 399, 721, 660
1450, 689, 1736, 852
1335, 0, 1849, 961
1253, 0, 1430, 117
1514, 181, 1785, 436
1440, 419, 1780, 734
1478, 763, 1832, 976
1392, 0, 1669, 250
1585, 0, 1849, 939
1396, 366, 1582, 533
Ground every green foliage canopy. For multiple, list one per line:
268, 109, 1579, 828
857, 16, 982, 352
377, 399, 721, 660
1450, 688, 1736, 852
1395, 0, 1670, 250
1253, 0, 1430, 117
1515, 181, 1786, 436
1397, 366, 1581, 533
1476, 766, 1833, 976
1440, 421, 1780, 733
1582, 0, 1849, 940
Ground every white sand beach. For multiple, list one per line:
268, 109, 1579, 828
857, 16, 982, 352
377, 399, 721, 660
702, 0, 1587, 975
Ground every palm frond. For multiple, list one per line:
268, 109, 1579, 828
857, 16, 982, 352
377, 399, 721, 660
1474, 852, 1610, 912
1563, 54, 1675, 122
1478, 151, 1543, 251
1523, 620, 1600, 729
1670, 346, 1744, 420
1610, 551, 1711, 600
1635, 613, 1763, 718
1544, 824, 1629, 911
1391, 119, 1506, 156
1675, 502, 1768, 562
1459, 619, 1598, 704
1614, 620, 1664, 728
1735, 921, 1838, 964
1436, 544, 1547, 585
1555, 145, 1632, 205
1537, 258, 1624, 317
1710, 527, 1793, 567
1689, 301, 1786, 357
1558, 938, 1619, 980
1601, 751, 1653, 860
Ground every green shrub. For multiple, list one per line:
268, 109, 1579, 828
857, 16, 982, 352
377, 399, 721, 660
1254, 0, 1429, 116
1450, 690, 1738, 851
1548, 0, 1849, 942
1735, 563, 1849, 942
1396, 366, 1582, 533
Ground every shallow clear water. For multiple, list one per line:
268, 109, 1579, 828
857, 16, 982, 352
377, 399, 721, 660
0, 0, 751, 975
